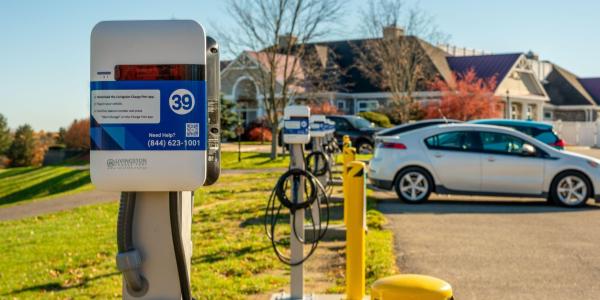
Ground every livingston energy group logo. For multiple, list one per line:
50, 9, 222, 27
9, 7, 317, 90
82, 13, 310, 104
106, 158, 148, 170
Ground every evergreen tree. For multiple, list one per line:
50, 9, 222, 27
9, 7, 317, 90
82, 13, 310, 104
221, 95, 238, 141
7, 124, 36, 167
0, 113, 12, 155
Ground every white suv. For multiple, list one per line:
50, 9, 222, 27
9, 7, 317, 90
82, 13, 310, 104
369, 124, 600, 207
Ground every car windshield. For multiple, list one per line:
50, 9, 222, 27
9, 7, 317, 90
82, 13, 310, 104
348, 117, 373, 129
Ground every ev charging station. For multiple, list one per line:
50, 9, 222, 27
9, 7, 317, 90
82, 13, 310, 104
322, 119, 337, 171
90, 20, 220, 299
266, 106, 330, 300
308, 115, 329, 186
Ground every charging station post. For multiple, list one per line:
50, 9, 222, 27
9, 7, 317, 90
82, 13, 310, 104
267, 105, 332, 300
90, 20, 220, 300
284, 106, 310, 299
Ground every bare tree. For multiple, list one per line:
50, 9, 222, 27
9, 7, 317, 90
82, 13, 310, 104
222, 0, 344, 159
353, 0, 447, 123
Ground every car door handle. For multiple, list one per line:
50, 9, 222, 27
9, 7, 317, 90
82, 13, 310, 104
487, 156, 496, 162
434, 153, 443, 158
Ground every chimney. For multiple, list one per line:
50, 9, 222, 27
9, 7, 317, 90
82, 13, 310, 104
383, 26, 404, 40
526, 50, 539, 60
278, 34, 297, 49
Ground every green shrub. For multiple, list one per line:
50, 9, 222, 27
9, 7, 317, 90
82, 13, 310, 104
358, 111, 393, 128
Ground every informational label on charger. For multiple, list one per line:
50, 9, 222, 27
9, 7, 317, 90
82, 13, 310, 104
90, 80, 206, 151
284, 117, 309, 135
91, 90, 160, 124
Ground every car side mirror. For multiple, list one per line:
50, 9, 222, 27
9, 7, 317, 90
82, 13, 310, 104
522, 143, 536, 156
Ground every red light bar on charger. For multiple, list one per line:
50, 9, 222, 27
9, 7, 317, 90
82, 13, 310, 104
114, 64, 205, 81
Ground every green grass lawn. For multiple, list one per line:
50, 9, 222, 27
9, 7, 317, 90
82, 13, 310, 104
221, 151, 371, 170
0, 171, 395, 299
0, 151, 369, 208
221, 151, 290, 169
0, 166, 93, 207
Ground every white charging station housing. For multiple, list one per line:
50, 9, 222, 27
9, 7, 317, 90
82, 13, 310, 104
324, 119, 334, 134
90, 20, 207, 191
283, 106, 310, 144
309, 115, 326, 138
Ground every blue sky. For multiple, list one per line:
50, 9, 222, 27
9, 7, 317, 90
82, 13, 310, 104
1, 0, 599, 131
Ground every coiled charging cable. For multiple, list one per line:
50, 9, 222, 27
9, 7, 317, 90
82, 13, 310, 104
265, 167, 330, 266
305, 151, 334, 196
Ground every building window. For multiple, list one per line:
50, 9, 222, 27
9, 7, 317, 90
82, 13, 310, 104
544, 111, 553, 120
526, 104, 537, 120
511, 103, 522, 120
336, 100, 346, 112
357, 100, 379, 113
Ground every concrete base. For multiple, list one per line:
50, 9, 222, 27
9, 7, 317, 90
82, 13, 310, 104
328, 196, 343, 203
305, 223, 346, 241
271, 293, 370, 300
329, 179, 343, 186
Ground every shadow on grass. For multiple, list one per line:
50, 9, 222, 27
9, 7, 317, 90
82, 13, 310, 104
1, 271, 118, 296
0, 167, 41, 180
1, 169, 91, 206
192, 245, 271, 264
239, 202, 344, 228
240, 152, 288, 165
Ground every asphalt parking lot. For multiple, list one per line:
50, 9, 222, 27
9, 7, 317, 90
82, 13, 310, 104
376, 147, 600, 300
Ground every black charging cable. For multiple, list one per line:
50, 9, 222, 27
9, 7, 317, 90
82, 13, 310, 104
305, 151, 330, 177
169, 192, 193, 300
305, 151, 334, 196
265, 166, 330, 266
116, 192, 194, 300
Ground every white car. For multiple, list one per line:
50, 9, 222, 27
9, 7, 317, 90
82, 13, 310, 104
369, 124, 600, 207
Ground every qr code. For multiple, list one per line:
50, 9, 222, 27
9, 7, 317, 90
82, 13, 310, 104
186, 123, 200, 137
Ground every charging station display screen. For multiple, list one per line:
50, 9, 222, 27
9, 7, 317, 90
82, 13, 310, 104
115, 64, 204, 81
90, 64, 206, 151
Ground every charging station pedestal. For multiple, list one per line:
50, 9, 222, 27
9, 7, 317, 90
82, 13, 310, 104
272, 105, 311, 300
125, 192, 193, 299
91, 20, 219, 300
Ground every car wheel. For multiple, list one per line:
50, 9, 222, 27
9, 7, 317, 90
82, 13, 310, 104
394, 168, 432, 204
550, 171, 590, 207
356, 141, 373, 154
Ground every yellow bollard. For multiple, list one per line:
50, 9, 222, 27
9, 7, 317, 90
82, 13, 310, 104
345, 161, 366, 300
342, 146, 356, 224
371, 274, 453, 300
343, 135, 352, 149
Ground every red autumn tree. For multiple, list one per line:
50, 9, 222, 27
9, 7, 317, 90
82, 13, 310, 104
425, 68, 502, 121
64, 118, 90, 150
308, 101, 340, 115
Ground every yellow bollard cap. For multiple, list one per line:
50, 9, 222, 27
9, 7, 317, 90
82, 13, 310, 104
371, 274, 453, 300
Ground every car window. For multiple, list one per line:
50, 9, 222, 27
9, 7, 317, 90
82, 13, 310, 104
512, 126, 534, 136
348, 117, 373, 129
534, 130, 559, 144
332, 118, 351, 131
480, 132, 527, 154
425, 131, 480, 151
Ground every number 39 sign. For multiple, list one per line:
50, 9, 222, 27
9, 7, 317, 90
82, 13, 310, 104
169, 88, 195, 115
